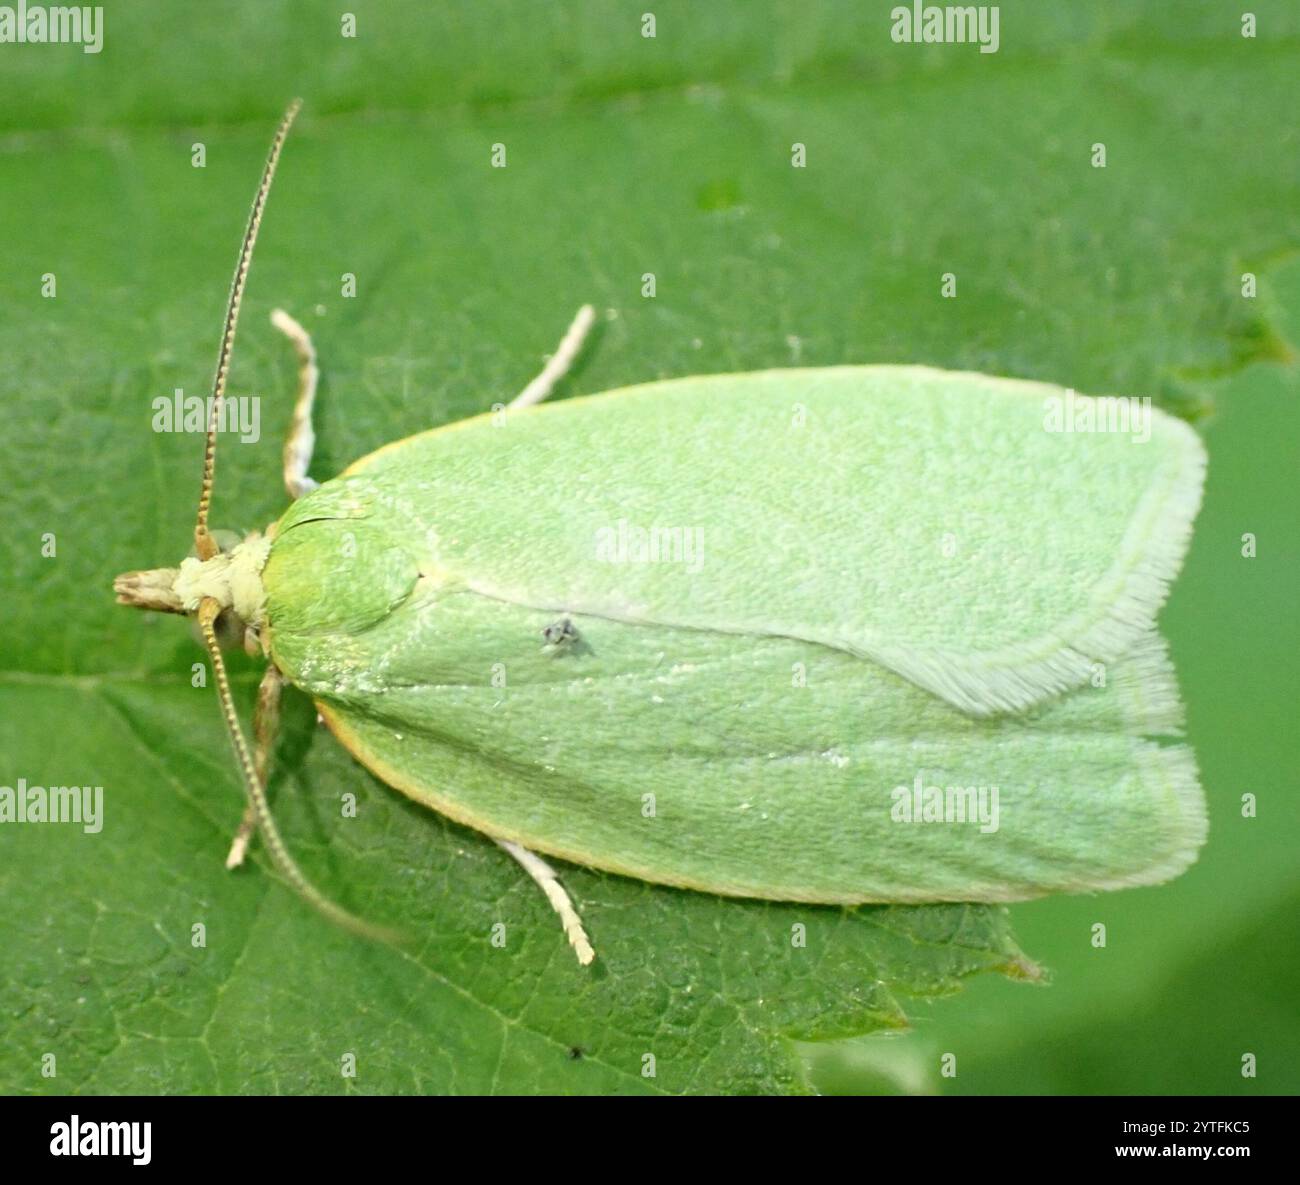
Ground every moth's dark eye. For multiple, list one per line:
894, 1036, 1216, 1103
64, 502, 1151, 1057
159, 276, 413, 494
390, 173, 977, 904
192, 606, 247, 652
204, 528, 245, 556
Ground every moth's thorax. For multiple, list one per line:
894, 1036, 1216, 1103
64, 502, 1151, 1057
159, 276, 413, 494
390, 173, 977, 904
173, 533, 272, 626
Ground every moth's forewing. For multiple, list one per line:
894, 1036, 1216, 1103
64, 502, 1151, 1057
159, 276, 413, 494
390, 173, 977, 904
260, 368, 1206, 901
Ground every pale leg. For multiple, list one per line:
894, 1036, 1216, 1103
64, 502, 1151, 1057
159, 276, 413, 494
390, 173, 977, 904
508, 305, 596, 410
495, 838, 596, 966
272, 309, 320, 499
226, 664, 285, 869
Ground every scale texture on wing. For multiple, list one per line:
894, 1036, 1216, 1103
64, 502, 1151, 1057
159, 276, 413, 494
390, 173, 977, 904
260, 363, 1209, 902
298, 366, 1205, 715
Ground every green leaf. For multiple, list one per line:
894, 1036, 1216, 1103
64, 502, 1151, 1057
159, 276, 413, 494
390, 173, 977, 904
2, 1, 1297, 1094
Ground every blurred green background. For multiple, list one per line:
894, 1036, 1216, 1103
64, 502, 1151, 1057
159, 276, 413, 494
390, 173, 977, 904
0, 1, 1296, 1094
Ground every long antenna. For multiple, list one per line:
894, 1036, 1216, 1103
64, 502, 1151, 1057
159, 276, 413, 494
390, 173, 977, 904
197, 597, 402, 944
194, 99, 302, 561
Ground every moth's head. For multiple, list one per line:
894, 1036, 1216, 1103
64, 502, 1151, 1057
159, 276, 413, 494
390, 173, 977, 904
114, 529, 236, 613
114, 529, 269, 651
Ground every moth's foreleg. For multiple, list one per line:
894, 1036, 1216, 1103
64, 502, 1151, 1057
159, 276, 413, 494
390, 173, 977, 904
508, 304, 596, 410
271, 308, 320, 499
225, 664, 285, 869
494, 838, 595, 966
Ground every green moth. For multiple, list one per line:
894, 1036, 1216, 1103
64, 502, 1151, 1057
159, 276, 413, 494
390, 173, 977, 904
115, 102, 1207, 967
